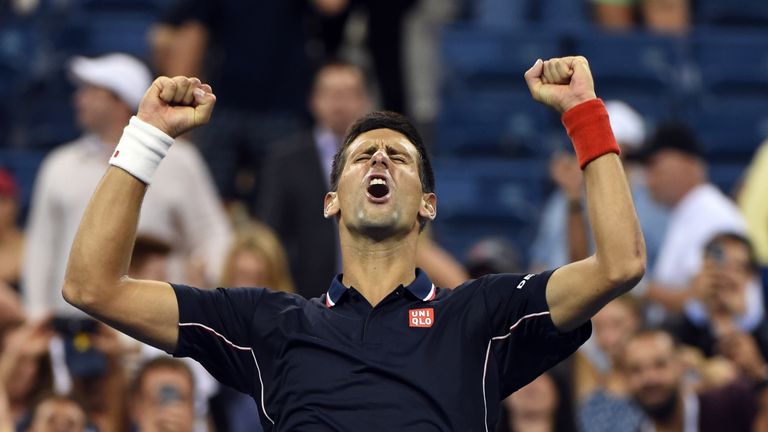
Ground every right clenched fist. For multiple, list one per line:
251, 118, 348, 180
136, 76, 216, 138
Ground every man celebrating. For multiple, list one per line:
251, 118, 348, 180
62, 56, 645, 430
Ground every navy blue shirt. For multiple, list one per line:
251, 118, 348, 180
171, 269, 591, 431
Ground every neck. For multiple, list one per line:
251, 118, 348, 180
653, 393, 685, 432
510, 414, 554, 432
339, 227, 420, 307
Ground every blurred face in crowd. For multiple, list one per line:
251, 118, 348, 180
326, 129, 435, 240
73, 84, 130, 134
131, 253, 169, 281
28, 397, 87, 432
0, 194, 17, 230
228, 249, 269, 287
592, 297, 640, 363
623, 332, 682, 420
311, 65, 371, 137
645, 149, 702, 208
133, 367, 194, 432
504, 373, 558, 419
700, 237, 754, 317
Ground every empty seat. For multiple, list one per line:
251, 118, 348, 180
687, 95, 768, 161
431, 157, 550, 264
568, 30, 687, 96
695, 0, 768, 27
693, 30, 768, 95
441, 27, 562, 92
435, 89, 557, 157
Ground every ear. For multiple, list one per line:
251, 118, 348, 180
324, 191, 340, 218
419, 193, 437, 221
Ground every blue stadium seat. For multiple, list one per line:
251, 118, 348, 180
435, 89, 557, 157
431, 157, 549, 263
536, 0, 590, 28
708, 162, 747, 197
441, 27, 562, 92
568, 30, 687, 96
75, 13, 155, 58
695, 0, 768, 27
693, 30, 768, 95
686, 95, 768, 161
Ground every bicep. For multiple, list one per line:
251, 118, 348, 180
89, 278, 179, 353
546, 257, 613, 331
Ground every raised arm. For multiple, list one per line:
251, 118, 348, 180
62, 76, 216, 352
524, 57, 646, 331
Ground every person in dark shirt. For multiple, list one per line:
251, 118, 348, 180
61, 56, 646, 430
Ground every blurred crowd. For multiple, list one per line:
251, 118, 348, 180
1, 0, 768, 431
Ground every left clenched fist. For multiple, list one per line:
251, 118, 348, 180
136, 76, 216, 138
524, 56, 596, 114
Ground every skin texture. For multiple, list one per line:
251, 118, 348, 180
63, 57, 644, 353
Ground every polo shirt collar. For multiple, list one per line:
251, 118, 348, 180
325, 268, 436, 308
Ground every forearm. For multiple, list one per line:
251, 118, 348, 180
566, 198, 590, 262
63, 167, 146, 309
584, 154, 646, 286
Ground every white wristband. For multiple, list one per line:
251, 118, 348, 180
109, 116, 174, 185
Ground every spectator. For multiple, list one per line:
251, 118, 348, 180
496, 372, 575, 432
220, 222, 295, 293
124, 235, 218, 432
22, 53, 231, 318
576, 295, 646, 432
130, 358, 194, 432
0, 169, 23, 289
259, 60, 466, 297
149, 0, 344, 202
623, 329, 756, 432
465, 237, 522, 279
641, 0, 690, 34
739, 140, 768, 267
677, 233, 768, 361
128, 236, 173, 282
640, 123, 745, 318
317, 0, 418, 114
591, 0, 636, 30
0, 320, 54, 427
26, 394, 88, 432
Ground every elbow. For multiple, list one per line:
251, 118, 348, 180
604, 258, 646, 292
62, 277, 107, 313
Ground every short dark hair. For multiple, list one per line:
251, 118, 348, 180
330, 111, 435, 194
704, 232, 759, 273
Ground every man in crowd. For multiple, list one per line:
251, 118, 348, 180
641, 123, 746, 319
23, 53, 231, 318
623, 329, 756, 432
131, 358, 195, 432
27, 394, 88, 432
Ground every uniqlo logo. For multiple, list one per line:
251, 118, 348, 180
409, 308, 434, 328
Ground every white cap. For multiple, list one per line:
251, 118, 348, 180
605, 100, 646, 150
69, 53, 152, 111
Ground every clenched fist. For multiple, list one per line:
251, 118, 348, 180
136, 76, 216, 138
524, 56, 596, 113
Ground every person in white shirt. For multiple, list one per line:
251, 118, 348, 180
640, 122, 747, 319
22, 53, 231, 318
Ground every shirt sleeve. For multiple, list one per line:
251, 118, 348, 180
479, 271, 592, 397
171, 284, 265, 395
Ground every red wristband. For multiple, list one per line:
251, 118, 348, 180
561, 98, 621, 169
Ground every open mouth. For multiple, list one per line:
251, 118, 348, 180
366, 176, 390, 202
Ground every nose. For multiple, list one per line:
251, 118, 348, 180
371, 150, 390, 169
